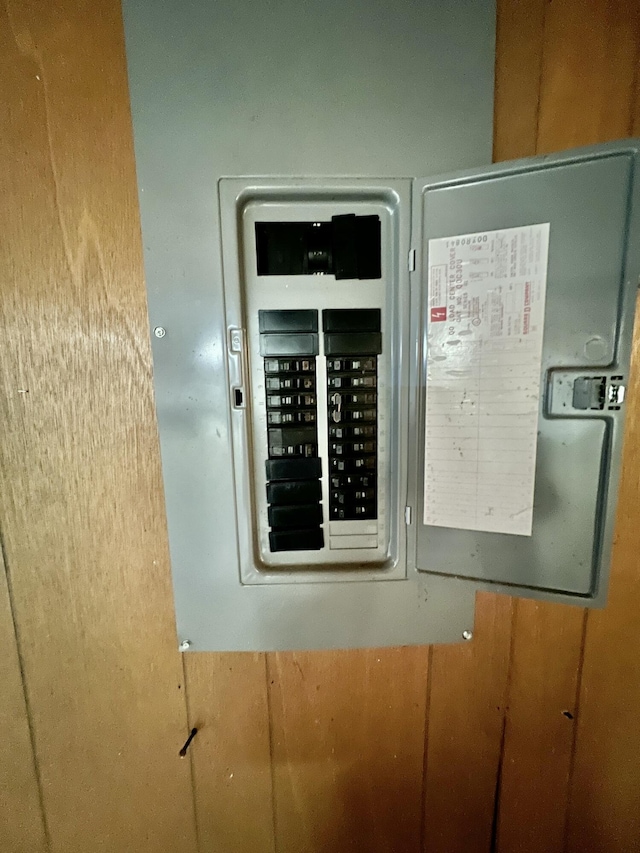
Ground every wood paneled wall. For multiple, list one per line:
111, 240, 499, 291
1, 1, 639, 851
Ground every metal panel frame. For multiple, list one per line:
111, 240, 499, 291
219, 178, 410, 583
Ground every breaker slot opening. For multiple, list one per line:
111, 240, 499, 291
256, 215, 381, 279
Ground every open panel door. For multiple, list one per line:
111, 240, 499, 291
409, 141, 640, 604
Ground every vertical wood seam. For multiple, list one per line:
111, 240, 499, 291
0, 527, 51, 852
265, 653, 280, 853
489, 715, 508, 853
626, 22, 640, 137
533, 0, 551, 156
493, 597, 518, 853
419, 645, 434, 853
181, 655, 202, 853
561, 609, 589, 853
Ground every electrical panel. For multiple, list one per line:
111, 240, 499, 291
123, 0, 639, 651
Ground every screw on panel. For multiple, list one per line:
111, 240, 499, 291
462, 630, 473, 641
154, 326, 166, 338
179, 639, 192, 651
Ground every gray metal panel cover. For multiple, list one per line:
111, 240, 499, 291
121, 0, 496, 649
410, 143, 640, 604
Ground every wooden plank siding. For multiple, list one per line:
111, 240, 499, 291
1, 1, 639, 851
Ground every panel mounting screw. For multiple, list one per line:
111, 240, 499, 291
154, 326, 166, 338
179, 639, 192, 651
462, 630, 473, 641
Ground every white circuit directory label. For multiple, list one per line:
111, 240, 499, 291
423, 223, 550, 535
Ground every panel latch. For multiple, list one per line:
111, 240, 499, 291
547, 370, 626, 416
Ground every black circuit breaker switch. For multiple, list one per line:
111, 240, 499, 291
322, 308, 381, 332
266, 458, 322, 481
260, 333, 319, 357
269, 529, 325, 552
324, 333, 382, 356
259, 310, 318, 333
573, 376, 606, 410
267, 480, 322, 505
268, 504, 324, 529
259, 309, 320, 357
323, 308, 382, 356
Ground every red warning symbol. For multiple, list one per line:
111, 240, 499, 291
430, 307, 447, 322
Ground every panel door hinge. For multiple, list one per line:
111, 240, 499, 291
408, 249, 416, 272
405, 506, 412, 525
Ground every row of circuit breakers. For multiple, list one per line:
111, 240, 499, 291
261, 306, 381, 552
